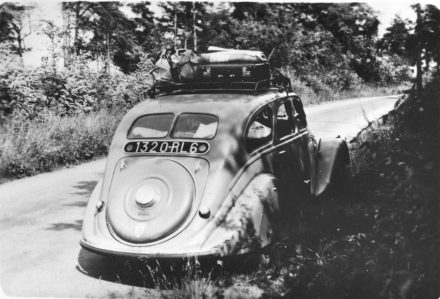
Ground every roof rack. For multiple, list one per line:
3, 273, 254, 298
154, 79, 269, 93
147, 48, 292, 98
147, 70, 291, 98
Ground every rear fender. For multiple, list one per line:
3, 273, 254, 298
201, 174, 279, 256
312, 138, 349, 198
81, 179, 105, 240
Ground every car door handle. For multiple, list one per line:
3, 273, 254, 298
278, 150, 287, 155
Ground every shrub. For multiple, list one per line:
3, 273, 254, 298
0, 109, 121, 178
1, 54, 154, 119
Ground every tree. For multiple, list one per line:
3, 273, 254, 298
62, 2, 137, 73
61, 2, 94, 65
231, 2, 270, 21
129, 2, 157, 52
420, 5, 440, 71
379, 5, 440, 90
39, 20, 63, 74
0, 3, 33, 63
304, 3, 380, 82
380, 16, 410, 58
157, 2, 209, 50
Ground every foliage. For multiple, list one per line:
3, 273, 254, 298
129, 2, 159, 54
62, 2, 139, 73
3, 2, 433, 81
380, 5, 440, 91
0, 3, 32, 58
379, 16, 410, 58
0, 109, 121, 178
0, 54, 153, 119
157, 2, 209, 50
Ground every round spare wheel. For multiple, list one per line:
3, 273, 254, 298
106, 158, 195, 243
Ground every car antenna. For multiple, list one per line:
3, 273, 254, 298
267, 47, 276, 62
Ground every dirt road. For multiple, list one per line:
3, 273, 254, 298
0, 95, 399, 298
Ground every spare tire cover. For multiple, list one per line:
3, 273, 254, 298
107, 158, 195, 243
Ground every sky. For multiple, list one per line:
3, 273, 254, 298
3, 0, 434, 67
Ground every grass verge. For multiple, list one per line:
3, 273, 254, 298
0, 109, 121, 181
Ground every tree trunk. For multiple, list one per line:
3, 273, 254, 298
16, 30, 24, 66
174, 12, 178, 48
193, 2, 197, 51
62, 9, 72, 67
425, 53, 430, 72
106, 32, 111, 74
415, 6, 423, 93
74, 3, 80, 57
416, 49, 423, 93
50, 34, 57, 74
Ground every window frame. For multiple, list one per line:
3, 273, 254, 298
170, 112, 219, 140
245, 104, 274, 154
275, 98, 298, 143
291, 96, 308, 130
127, 113, 175, 139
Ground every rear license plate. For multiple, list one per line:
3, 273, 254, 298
124, 140, 210, 155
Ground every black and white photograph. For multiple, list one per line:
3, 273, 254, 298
0, 0, 439, 298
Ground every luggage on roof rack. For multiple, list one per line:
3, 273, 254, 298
150, 47, 289, 96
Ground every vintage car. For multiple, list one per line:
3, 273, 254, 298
80, 49, 349, 259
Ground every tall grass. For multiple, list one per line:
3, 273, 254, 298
0, 109, 121, 178
349, 122, 394, 175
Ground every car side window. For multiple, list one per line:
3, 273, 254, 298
246, 106, 273, 153
291, 96, 307, 129
276, 100, 296, 140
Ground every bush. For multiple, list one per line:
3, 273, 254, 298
0, 109, 121, 178
0, 55, 154, 119
0, 53, 156, 180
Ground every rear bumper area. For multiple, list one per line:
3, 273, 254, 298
79, 239, 222, 259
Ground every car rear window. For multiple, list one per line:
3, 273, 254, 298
128, 114, 174, 139
171, 114, 218, 139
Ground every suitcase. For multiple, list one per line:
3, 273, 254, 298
155, 48, 272, 92
196, 63, 270, 83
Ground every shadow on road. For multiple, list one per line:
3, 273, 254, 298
46, 220, 83, 231
72, 180, 99, 196
64, 180, 99, 207
63, 201, 88, 207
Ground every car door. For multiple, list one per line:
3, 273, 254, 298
291, 96, 313, 196
274, 98, 310, 201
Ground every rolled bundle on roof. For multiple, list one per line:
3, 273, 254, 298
200, 48, 267, 64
